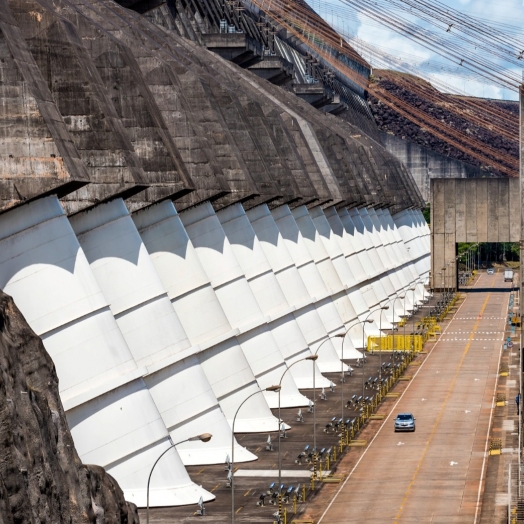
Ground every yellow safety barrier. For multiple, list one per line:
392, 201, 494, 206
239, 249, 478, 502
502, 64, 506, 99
321, 478, 342, 483
496, 393, 506, 407
488, 438, 502, 455
367, 335, 424, 352
347, 439, 367, 447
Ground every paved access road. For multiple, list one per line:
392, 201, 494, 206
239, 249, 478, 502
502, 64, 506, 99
317, 272, 510, 523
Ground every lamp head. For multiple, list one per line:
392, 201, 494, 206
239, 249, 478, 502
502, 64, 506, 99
398, 295, 405, 299
365, 319, 374, 323
306, 355, 319, 361
334, 333, 345, 338
266, 385, 281, 392
188, 433, 213, 442
381, 306, 390, 310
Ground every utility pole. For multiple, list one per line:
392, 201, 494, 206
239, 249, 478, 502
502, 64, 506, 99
520, 79, 524, 327
519, 76, 523, 499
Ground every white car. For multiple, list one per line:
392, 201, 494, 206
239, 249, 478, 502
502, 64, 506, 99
394, 413, 416, 432
487, 268, 494, 275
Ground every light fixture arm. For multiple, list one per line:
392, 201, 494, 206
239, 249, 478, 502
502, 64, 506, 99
147, 433, 212, 524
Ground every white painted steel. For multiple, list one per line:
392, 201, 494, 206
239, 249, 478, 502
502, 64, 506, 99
309, 206, 358, 290
0, 196, 212, 507
133, 201, 280, 433
324, 207, 368, 285
359, 208, 391, 273
355, 208, 387, 275
218, 203, 328, 390
70, 200, 256, 466
247, 205, 344, 376
0, 192, 429, 508
69, 200, 191, 368
308, 206, 383, 338
291, 206, 362, 333
347, 208, 380, 280
271, 205, 356, 362
179, 202, 307, 409
377, 209, 409, 267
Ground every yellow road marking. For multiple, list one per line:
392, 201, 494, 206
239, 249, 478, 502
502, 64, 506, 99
244, 489, 252, 497
195, 468, 204, 475
255, 446, 261, 453
210, 483, 220, 493
394, 285, 494, 523
235, 506, 243, 514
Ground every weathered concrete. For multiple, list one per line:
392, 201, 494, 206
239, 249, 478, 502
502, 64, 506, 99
0, 0, 431, 515
431, 178, 520, 290
382, 131, 484, 202
0, 0, 90, 212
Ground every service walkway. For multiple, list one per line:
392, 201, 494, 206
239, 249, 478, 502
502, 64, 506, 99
312, 272, 512, 523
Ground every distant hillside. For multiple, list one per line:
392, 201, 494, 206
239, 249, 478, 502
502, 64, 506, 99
368, 70, 518, 177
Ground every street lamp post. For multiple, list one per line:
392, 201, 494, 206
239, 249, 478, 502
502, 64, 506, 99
361, 313, 378, 398
391, 295, 405, 354
147, 433, 213, 524
376, 305, 390, 380
277, 356, 318, 520
231, 386, 280, 524
311, 337, 341, 453
411, 282, 422, 349
334, 319, 372, 432
402, 298, 407, 350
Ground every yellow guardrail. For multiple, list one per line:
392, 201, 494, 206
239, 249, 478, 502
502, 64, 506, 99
368, 334, 424, 352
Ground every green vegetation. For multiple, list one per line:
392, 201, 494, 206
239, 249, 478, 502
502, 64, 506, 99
457, 242, 519, 267
422, 204, 430, 224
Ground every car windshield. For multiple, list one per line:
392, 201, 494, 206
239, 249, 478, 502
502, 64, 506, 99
397, 414, 412, 420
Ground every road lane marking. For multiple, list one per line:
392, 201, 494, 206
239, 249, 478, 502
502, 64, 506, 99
393, 290, 492, 523
318, 288, 469, 523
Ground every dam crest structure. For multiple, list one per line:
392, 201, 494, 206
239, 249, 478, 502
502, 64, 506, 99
0, 0, 430, 507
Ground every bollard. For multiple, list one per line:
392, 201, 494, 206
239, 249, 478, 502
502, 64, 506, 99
313, 453, 318, 480
284, 507, 287, 524
333, 445, 337, 462
278, 494, 283, 521
318, 457, 323, 478
326, 454, 330, 470
293, 495, 297, 514
302, 484, 306, 503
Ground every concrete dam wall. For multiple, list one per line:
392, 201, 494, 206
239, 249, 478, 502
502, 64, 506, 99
0, 0, 430, 508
